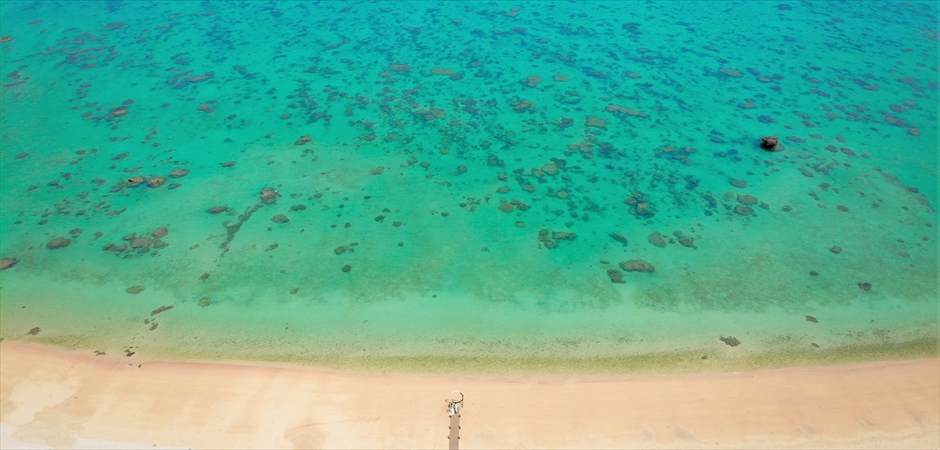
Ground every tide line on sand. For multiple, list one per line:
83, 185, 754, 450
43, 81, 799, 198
0, 341, 938, 449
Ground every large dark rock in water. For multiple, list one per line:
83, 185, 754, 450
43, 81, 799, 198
46, 237, 71, 249
760, 136, 779, 150
0, 258, 18, 270
619, 259, 655, 272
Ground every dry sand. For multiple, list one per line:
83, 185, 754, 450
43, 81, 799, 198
0, 341, 937, 449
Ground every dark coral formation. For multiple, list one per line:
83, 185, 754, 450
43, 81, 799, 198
261, 188, 279, 202
619, 259, 655, 272
647, 232, 666, 248
153, 227, 168, 238
538, 229, 576, 249
606, 268, 624, 283
102, 227, 170, 258
609, 233, 629, 247
0, 258, 18, 270
624, 191, 655, 219
46, 237, 71, 249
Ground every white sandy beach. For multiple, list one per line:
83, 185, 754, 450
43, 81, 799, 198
0, 341, 937, 449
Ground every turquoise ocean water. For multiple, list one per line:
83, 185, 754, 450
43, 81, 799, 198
0, 1, 937, 374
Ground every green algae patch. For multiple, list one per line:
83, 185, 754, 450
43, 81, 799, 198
265, 337, 940, 376
15, 334, 933, 378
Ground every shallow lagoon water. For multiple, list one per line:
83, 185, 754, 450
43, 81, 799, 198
0, 1, 937, 374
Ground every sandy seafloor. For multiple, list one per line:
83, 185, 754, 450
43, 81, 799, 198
0, 1, 938, 373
